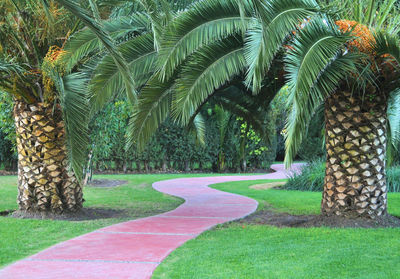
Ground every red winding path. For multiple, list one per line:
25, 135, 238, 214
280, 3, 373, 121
0, 164, 300, 279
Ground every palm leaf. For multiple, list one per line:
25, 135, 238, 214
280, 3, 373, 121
373, 31, 400, 66
284, 17, 361, 167
127, 73, 175, 150
158, 0, 251, 81
172, 37, 246, 125
136, 0, 170, 50
55, 0, 137, 104
284, 52, 362, 167
244, 0, 319, 93
387, 88, 400, 166
187, 113, 206, 146
57, 72, 90, 180
90, 33, 157, 113
63, 14, 151, 71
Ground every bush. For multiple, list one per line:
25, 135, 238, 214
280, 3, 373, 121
387, 166, 400, 192
284, 159, 325, 191
284, 160, 400, 193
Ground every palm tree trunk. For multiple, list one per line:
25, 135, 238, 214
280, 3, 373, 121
14, 100, 83, 214
322, 91, 387, 218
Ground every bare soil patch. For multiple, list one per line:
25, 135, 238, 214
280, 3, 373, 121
240, 208, 400, 228
250, 181, 286, 190
87, 179, 127, 188
10, 207, 130, 221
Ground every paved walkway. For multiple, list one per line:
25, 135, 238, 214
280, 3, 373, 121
0, 164, 300, 279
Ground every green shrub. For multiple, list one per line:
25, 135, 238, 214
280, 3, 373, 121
284, 159, 325, 192
284, 161, 400, 193
387, 166, 400, 192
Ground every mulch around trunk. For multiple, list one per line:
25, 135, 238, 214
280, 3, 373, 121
87, 179, 128, 188
10, 207, 130, 221
239, 208, 400, 228
2, 180, 131, 220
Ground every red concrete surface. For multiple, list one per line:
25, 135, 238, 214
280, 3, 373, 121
0, 163, 301, 279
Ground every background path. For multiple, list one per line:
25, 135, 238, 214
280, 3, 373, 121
0, 163, 301, 279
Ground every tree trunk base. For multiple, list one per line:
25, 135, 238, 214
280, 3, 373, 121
14, 101, 83, 214
322, 91, 387, 219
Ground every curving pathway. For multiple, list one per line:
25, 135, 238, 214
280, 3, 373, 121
0, 164, 301, 279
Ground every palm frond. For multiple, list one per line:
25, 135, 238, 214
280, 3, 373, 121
214, 104, 232, 145
373, 31, 400, 67
55, 0, 137, 104
127, 73, 174, 150
217, 95, 267, 142
187, 113, 206, 146
387, 88, 400, 166
158, 0, 251, 81
63, 14, 151, 71
214, 83, 279, 144
0, 56, 25, 77
88, 0, 101, 21
136, 0, 170, 50
172, 37, 246, 125
244, 0, 319, 93
0, 55, 35, 102
57, 72, 90, 180
284, 18, 361, 167
90, 33, 157, 113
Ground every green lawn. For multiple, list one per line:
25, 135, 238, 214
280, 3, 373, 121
153, 179, 400, 279
212, 179, 400, 216
0, 173, 228, 268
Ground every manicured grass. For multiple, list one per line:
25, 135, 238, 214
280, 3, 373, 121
153, 179, 400, 279
212, 179, 400, 216
153, 224, 400, 279
0, 173, 233, 268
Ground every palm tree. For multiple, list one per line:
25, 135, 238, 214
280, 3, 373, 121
274, 0, 400, 218
0, 0, 90, 214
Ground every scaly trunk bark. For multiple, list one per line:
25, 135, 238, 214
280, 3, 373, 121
322, 91, 387, 218
14, 101, 83, 214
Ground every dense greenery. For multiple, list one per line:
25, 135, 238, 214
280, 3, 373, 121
285, 160, 400, 193
88, 98, 277, 173
0, 93, 17, 171
0, 93, 278, 174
